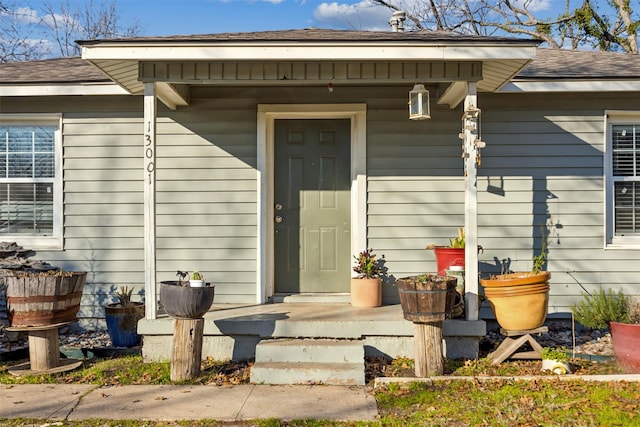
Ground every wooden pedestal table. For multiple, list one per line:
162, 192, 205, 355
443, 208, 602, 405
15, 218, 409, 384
6, 321, 82, 376
487, 326, 548, 365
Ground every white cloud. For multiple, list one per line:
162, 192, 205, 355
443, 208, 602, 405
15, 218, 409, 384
314, 1, 391, 31
9, 7, 41, 25
513, 0, 552, 12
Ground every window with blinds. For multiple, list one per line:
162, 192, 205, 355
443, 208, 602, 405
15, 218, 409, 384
612, 124, 640, 236
0, 125, 56, 235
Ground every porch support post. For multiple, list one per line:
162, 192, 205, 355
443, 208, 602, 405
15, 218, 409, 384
143, 82, 158, 319
463, 81, 479, 321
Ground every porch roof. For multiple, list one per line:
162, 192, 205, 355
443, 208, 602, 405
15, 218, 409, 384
75, 28, 539, 107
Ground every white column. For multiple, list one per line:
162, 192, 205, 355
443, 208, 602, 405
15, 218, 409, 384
464, 82, 479, 321
143, 83, 157, 319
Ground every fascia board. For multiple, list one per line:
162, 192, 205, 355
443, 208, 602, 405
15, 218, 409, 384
501, 80, 640, 92
0, 83, 129, 96
82, 43, 538, 61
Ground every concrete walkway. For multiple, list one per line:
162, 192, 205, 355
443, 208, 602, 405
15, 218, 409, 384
0, 383, 378, 422
4, 374, 640, 423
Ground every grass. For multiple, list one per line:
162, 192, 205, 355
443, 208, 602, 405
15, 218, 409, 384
0, 355, 251, 386
1, 353, 637, 426
375, 379, 640, 426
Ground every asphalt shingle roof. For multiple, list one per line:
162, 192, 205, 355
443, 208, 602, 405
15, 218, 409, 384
0, 57, 109, 84
1, 30, 638, 85
518, 48, 640, 79
77, 28, 536, 44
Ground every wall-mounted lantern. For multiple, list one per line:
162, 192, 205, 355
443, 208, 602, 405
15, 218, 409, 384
409, 84, 430, 120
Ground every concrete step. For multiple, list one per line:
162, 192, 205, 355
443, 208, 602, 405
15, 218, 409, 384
251, 338, 365, 385
254, 338, 364, 364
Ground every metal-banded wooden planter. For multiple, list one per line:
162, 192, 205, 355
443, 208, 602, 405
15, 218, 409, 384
5, 271, 87, 327
397, 274, 457, 322
396, 274, 457, 377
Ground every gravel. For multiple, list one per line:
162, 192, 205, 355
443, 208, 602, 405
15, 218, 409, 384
2, 323, 613, 356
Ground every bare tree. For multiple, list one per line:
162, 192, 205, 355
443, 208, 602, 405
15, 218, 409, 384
371, 0, 639, 53
0, 0, 140, 62
0, 1, 50, 62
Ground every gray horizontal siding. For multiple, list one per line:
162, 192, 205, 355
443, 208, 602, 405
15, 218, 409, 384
368, 91, 639, 313
3, 85, 638, 323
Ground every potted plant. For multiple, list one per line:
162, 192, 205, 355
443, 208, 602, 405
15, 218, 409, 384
189, 271, 205, 287
104, 285, 145, 347
427, 228, 483, 276
160, 271, 215, 319
573, 288, 640, 373
350, 249, 385, 308
540, 346, 571, 374
478, 226, 551, 330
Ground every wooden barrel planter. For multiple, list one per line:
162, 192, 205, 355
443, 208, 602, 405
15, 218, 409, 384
5, 271, 87, 327
397, 274, 457, 377
160, 281, 215, 319
397, 274, 457, 322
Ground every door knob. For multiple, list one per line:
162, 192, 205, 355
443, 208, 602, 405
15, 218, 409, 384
275, 216, 283, 223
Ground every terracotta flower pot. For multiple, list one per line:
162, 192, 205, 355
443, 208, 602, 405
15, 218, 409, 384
610, 321, 640, 374
350, 277, 382, 308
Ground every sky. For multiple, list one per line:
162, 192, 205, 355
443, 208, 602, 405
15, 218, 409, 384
17, 0, 558, 37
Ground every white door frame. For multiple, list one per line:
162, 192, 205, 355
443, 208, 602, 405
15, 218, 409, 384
256, 104, 367, 303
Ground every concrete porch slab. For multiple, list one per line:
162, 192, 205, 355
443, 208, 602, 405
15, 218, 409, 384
139, 303, 486, 362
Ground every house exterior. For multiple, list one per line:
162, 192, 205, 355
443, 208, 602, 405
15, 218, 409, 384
1, 29, 639, 362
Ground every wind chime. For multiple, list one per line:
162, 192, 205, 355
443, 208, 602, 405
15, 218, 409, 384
460, 104, 486, 176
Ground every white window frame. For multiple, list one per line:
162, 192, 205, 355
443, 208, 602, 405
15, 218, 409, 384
0, 114, 63, 250
604, 110, 640, 248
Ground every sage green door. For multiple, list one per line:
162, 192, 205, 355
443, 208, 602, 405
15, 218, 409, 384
274, 119, 351, 293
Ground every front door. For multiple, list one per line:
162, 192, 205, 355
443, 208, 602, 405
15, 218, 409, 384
274, 119, 351, 293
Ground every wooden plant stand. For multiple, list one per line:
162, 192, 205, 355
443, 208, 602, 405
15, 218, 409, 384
487, 326, 548, 365
6, 321, 82, 376
170, 318, 205, 381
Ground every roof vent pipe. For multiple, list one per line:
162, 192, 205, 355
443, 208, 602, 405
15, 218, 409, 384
389, 11, 406, 32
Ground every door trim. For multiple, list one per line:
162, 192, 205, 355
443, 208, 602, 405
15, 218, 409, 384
257, 104, 367, 303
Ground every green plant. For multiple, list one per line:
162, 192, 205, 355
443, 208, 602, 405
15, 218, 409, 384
353, 248, 385, 279
541, 346, 569, 362
532, 224, 549, 274
115, 286, 134, 306
191, 271, 203, 281
572, 288, 632, 329
449, 227, 465, 248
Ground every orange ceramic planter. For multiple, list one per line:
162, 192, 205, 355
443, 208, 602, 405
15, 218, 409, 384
485, 286, 549, 330
350, 277, 382, 308
483, 283, 549, 297
480, 271, 550, 288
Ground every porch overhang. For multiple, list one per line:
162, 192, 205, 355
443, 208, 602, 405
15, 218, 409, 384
80, 33, 539, 109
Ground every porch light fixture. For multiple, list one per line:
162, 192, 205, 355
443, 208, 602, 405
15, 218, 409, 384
409, 84, 430, 120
